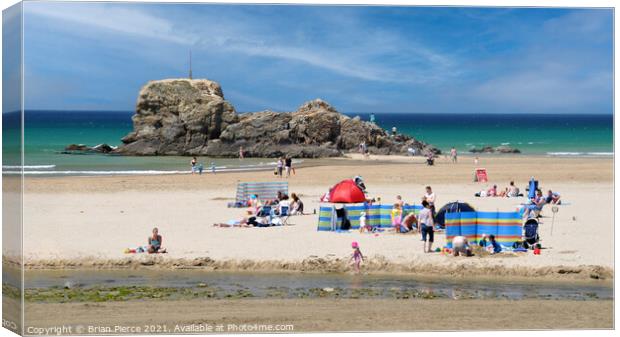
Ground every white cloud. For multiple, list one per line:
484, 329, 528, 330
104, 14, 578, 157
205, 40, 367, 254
25, 2, 196, 45
24, 2, 456, 84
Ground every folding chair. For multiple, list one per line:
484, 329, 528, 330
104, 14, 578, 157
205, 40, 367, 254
279, 205, 291, 225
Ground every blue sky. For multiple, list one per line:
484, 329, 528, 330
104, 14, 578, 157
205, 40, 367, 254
13, 3, 614, 114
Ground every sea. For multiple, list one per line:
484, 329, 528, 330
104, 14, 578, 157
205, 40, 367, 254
2, 110, 613, 176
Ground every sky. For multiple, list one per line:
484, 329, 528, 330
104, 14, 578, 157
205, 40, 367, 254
7, 3, 614, 114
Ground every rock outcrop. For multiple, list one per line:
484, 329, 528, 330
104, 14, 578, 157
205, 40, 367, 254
116, 78, 439, 158
469, 145, 521, 154
117, 79, 238, 156
63, 143, 116, 154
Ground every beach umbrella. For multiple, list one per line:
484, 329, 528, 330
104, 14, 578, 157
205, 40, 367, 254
435, 201, 476, 227
328, 179, 367, 203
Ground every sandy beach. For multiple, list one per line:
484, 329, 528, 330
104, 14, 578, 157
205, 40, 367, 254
23, 298, 613, 332
16, 155, 613, 280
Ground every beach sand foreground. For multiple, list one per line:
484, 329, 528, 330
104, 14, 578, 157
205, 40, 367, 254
24, 298, 613, 332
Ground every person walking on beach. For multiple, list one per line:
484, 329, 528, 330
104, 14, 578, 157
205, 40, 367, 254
450, 147, 458, 163
418, 201, 435, 253
239, 146, 244, 160
276, 157, 284, 178
285, 156, 293, 178
350, 241, 364, 273
191, 157, 197, 174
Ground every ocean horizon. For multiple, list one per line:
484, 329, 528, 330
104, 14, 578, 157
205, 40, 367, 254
2, 110, 613, 176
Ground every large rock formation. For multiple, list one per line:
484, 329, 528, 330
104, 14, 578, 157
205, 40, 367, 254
117, 79, 238, 155
117, 78, 439, 158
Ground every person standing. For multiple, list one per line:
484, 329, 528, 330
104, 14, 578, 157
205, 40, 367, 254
191, 157, 197, 174
450, 147, 458, 163
276, 157, 284, 178
418, 201, 435, 253
239, 146, 244, 160
285, 156, 293, 178
423, 186, 436, 220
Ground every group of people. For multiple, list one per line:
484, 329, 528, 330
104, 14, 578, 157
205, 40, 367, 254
450, 233, 502, 257
476, 181, 521, 197
275, 157, 294, 178
214, 191, 305, 228
522, 188, 561, 219
190, 157, 217, 175
358, 186, 438, 253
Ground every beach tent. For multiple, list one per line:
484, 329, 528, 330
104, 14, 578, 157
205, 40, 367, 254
327, 179, 366, 203
445, 211, 522, 248
434, 202, 476, 228
318, 203, 423, 231
235, 181, 288, 205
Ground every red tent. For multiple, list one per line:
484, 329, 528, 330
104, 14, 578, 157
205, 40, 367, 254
328, 179, 366, 203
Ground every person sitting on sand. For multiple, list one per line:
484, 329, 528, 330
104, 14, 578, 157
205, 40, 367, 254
487, 185, 497, 197
507, 181, 520, 197
498, 187, 508, 197
479, 234, 502, 254
452, 236, 472, 257
277, 191, 289, 201
403, 212, 417, 232
545, 190, 561, 205
147, 227, 166, 253
290, 193, 305, 215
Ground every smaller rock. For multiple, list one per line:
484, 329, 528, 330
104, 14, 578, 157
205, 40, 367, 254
469, 145, 520, 154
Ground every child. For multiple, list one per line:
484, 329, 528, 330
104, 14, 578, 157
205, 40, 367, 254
391, 203, 403, 233
350, 241, 364, 273
359, 212, 372, 233
479, 234, 502, 254
210, 162, 216, 174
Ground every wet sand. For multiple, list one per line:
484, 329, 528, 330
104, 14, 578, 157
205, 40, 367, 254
24, 298, 613, 332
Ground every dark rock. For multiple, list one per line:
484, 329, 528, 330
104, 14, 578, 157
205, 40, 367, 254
470, 145, 520, 154
115, 78, 440, 158
63, 143, 115, 154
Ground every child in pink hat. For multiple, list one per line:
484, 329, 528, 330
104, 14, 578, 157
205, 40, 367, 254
350, 241, 364, 273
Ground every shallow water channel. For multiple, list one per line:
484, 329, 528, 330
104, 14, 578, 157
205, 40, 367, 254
17, 270, 612, 302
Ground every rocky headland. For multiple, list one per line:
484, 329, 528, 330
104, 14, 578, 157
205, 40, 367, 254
79, 78, 440, 158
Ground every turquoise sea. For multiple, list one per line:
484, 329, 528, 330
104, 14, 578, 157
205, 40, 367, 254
2, 111, 613, 176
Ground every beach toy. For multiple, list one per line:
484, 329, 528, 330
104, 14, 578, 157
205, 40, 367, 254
351, 241, 359, 248
124, 248, 130, 254
435, 247, 441, 252
533, 248, 541, 255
